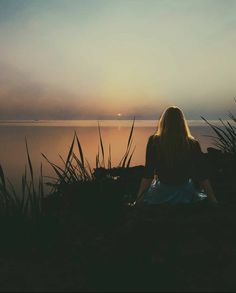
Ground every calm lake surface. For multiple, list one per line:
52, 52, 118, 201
0, 120, 217, 189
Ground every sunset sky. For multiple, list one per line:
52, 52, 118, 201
0, 0, 236, 120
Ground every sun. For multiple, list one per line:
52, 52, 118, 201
117, 113, 122, 117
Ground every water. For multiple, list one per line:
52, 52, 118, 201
0, 120, 217, 189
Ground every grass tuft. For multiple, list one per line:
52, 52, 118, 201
201, 100, 236, 154
0, 139, 44, 218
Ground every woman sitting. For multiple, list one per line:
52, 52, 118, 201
136, 106, 218, 205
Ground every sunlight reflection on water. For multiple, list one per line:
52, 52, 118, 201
0, 120, 216, 188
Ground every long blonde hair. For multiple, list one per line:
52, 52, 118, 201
155, 106, 195, 163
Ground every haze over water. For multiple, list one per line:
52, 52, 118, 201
0, 120, 217, 190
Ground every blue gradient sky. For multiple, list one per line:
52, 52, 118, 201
0, 0, 236, 119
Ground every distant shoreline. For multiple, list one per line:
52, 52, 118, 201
0, 119, 223, 127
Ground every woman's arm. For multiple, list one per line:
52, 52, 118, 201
134, 135, 156, 204
199, 179, 218, 204
135, 177, 153, 203
192, 141, 218, 204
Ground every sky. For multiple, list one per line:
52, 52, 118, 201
0, 0, 236, 120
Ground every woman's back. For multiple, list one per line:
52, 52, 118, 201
143, 135, 208, 185
136, 106, 217, 205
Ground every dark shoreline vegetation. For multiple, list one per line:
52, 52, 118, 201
0, 109, 235, 292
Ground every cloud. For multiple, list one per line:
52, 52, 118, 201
0, 62, 234, 120
0, 63, 81, 119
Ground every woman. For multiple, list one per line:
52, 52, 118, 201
136, 106, 218, 205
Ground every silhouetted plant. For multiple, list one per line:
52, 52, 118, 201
43, 118, 136, 193
0, 119, 137, 215
0, 138, 44, 218
42, 131, 94, 194
201, 99, 236, 154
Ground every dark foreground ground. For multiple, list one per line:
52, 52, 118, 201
0, 148, 235, 292
0, 202, 236, 292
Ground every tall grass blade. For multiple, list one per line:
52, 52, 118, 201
0, 164, 6, 189
25, 137, 34, 182
98, 121, 105, 167
42, 153, 67, 183
127, 117, 135, 149
66, 134, 75, 168
75, 131, 85, 168
73, 153, 91, 180
108, 144, 112, 169
226, 120, 236, 134
118, 118, 135, 167
121, 138, 133, 168
126, 146, 136, 168
96, 145, 100, 168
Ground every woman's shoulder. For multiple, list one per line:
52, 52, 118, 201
148, 134, 160, 143
188, 137, 202, 152
188, 137, 198, 145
